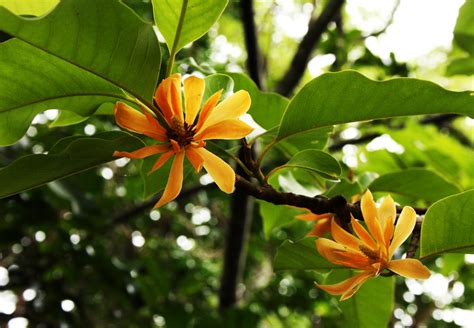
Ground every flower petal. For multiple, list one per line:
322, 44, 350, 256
331, 220, 361, 251
184, 76, 205, 125
148, 150, 175, 175
194, 147, 235, 193
308, 218, 332, 237
195, 119, 253, 140
316, 238, 370, 269
378, 195, 396, 228
155, 74, 183, 122
113, 144, 168, 159
351, 216, 377, 249
383, 214, 395, 255
387, 259, 431, 279
185, 147, 204, 172
296, 212, 332, 221
361, 190, 385, 245
199, 90, 251, 130
114, 102, 167, 141
195, 90, 222, 132
154, 151, 184, 208
389, 206, 417, 258
315, 271, 374, 301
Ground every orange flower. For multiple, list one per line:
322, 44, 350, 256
295, 212, 333, 237
113, 74, 253, 208
315, 190, 430, 301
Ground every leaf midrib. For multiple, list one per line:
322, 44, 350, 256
14, 37, 154, 109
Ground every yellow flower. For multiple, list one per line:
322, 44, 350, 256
113, 74, 253, 208
315, 190, 430, 301
296, 212, 333, 237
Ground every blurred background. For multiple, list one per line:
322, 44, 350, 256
0, 0, 473, 327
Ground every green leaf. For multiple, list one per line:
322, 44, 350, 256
227, 73, 289, 130
273, 238, 341, 271
369, 168, 461, 203
446, 57, 474, 76
0, 132, 143, 199
325, 179, 362, 199
277, 71, 474, 141
50, 103, 115, 128
0, 0, 58, 15
153, 0, 228, 54
420, 190, 474, 258
0, 39, 125, 146
454, 0, 474, 55
258, 201, 302, 239
203, 74, 234, 101
271, 150, 341, 181
0, 0, 160, 101
326, 270, 394, 328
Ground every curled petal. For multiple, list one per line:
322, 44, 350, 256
378, 195, 396, 228
383, 215, 395, 255
387, 259, 431, 279
296, 213, 333, 221
184, 76, 205, 125
154, 151, 185, 208
185, 147, 205, 172
361, 190, 385, 245
351, 216, 377, 250
316, 239, 370, 269
148, 150, 175, 175
331, 220, 360, 251
193, 147, 235, 193
195, 90, 222, 132
195, 119, 253, 140
199, 90, 251, 130
308, 218, 332, 237
316, 271, 375, 301
114, 102, 167, 141
155, 74, 183, 122
389, 206, 417, 258
113, 144, 168, 159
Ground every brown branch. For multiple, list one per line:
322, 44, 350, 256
275, 0, 345, 96
240, 0, 266, 89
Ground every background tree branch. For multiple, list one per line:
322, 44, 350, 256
275, 0, 345, 96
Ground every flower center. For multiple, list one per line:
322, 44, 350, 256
167, 117, 196, 147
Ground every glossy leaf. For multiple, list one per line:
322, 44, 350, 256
0, 132, 144, 199
369, 168, 461, 203
271, 150, 341, 181
326, 270, 394, 328
227, 73, 289, 130
153, 0, 228, 54
203, 74, 234, 101
277, 71, 474, 141
259, 201, 302, 239
0, 39, 125, 146
273, 238, 341, 271
453, 0, 474, 55
420, 190, 474, 258
0, 0, 58, 15
0, 0, 160, 101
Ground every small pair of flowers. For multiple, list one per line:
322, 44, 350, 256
311, 191, 431, 300
113, 74, 253, 208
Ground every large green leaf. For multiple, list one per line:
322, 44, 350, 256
0, 0, 58, 15
258, 201, 303, 239
453, 0, 474, 55
0, 132, 143, 199
277, 71, 474, 141
420, 190, 474, 259
326, 270, 394, 328
270, 150, 341, 181
0, 0, 160, 101
152, 0, 228, 54
446, 57, 474, 76
227, 73, 289, 130
0, 39, 126, 146
369, 169, 461, 203
273, 238, 341, 271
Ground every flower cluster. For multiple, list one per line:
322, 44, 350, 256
113, 74, 253, 208
315, 191, 430, 300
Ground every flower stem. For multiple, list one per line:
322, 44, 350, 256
165, 0, 189, 77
